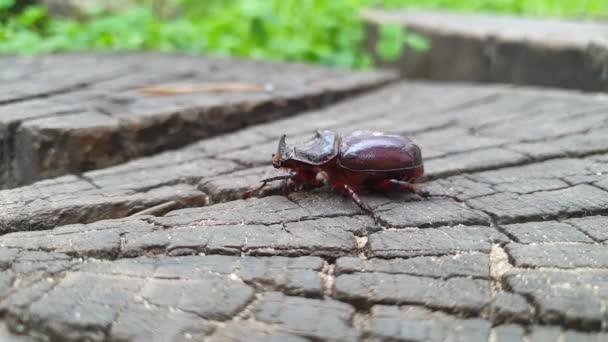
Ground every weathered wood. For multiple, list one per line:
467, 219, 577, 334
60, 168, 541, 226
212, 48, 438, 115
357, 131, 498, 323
1, 54, 608, 341
0, 53, 396, 188
363, 9, 608, 92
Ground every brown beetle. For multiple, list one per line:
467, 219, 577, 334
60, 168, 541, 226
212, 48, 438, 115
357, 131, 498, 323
252, 130, 441, 213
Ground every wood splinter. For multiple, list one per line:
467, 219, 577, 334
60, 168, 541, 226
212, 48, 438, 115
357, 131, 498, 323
130, 201, 178, 217
139, 82, 269, 96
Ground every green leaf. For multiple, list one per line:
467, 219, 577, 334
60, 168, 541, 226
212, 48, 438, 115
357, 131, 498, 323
404, 31, 430, 52
0, 27, 7, 42
17, 6, 47, 27
0, 0, 14, 11
375, 23, 404, 61
250, 16, 267, 44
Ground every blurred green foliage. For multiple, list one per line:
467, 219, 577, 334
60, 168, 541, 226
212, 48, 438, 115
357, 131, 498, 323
0, 0, 607, 68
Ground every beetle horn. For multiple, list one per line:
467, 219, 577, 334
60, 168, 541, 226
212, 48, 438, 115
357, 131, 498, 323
277, 134, 287, 155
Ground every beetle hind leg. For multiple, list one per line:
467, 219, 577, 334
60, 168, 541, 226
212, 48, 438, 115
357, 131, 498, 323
375, 179, 461, 202
374, 179, 421, 195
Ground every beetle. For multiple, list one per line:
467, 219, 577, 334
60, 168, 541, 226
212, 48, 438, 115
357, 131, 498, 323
249, 130, 447, 214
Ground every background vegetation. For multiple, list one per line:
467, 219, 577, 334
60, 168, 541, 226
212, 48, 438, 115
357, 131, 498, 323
1, 0, 607, 68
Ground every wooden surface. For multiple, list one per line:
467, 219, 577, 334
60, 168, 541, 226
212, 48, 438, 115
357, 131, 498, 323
0, 53, 395, 188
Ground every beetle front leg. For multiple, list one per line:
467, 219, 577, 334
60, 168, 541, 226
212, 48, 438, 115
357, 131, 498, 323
259, 174, 296, 188
342, 184, 374, 215
243, 173, 295, 199
280, 172, 325, 196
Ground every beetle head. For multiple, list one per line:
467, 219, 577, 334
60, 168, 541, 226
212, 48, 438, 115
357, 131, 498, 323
272, 134, 294, 168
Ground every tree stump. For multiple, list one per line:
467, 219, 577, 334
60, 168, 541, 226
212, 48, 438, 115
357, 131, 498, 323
364, 9, 608, 92
0, 54, 607, 341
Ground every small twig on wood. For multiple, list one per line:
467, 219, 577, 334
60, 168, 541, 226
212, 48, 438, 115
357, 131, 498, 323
130, 201, 177, 217
139, 82, 268, 96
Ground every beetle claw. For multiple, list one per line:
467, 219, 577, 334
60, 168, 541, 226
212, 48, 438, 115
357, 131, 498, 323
359, 202, 374, 215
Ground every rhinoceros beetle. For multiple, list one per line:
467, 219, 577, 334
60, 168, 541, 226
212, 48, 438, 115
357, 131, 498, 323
250, 130, 451, 214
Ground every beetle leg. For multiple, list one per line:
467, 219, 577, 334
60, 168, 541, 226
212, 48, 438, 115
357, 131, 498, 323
243, 173, 295, 199
390, 179, 428, 197
259, 174, 295, 186
373, 179, 421, 197
342, 184, 374, 215
379, 179, 462, 202
278, 179, 303, 196
420, 191, 463, 202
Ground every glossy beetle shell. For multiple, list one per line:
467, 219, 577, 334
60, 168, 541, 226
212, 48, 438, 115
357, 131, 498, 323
338, 131, 422, 172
